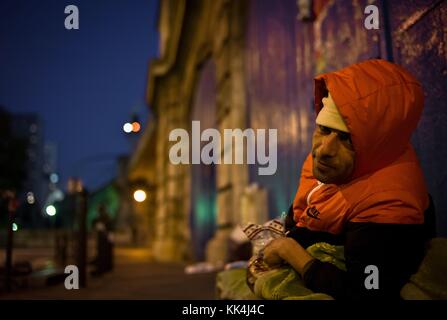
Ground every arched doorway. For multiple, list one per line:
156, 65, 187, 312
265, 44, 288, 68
190, 59, 217, 261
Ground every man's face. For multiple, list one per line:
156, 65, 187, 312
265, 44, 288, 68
311, 125, 355, 184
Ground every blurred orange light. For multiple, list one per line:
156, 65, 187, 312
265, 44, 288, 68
132, 122, 141, 132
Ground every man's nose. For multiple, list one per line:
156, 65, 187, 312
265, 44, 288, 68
318, 132, 338, 158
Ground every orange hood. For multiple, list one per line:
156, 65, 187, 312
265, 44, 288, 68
314, 59, 424, 179
293, 60, 428, 234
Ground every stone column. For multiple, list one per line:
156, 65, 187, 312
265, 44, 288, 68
205, 0, 249, 264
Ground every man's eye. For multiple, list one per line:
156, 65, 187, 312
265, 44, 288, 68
338, 132, 353, 145
338, 132, 350, 141
319, 125, 331, 135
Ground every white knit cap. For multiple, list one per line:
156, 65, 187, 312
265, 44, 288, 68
315, 93, 349, 133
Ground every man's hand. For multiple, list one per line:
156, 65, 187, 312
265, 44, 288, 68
263, 237, 315, 276
263, 237, 294, 266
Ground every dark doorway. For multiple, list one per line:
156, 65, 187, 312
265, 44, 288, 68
190, 59, 218, 261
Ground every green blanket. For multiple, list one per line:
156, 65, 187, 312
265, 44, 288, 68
216, 238, 447, 300
216, 242, 344, 300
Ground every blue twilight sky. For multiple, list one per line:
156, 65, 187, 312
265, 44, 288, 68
0, 0, 159, 191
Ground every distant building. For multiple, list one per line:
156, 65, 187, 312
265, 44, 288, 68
0, 107, 27, 193
10, 113, 45, 207
5, 112, 58, 228
42, 142, 62, 208
44, 142, 58, 179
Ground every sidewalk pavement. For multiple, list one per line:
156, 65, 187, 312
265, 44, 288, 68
0, 247, 218, 300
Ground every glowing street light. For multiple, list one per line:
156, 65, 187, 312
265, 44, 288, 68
132, 121, 141, 133
12, 223, 18, 232
123, 122, 133, 133
133, 190, 147, 202
45, 205, 57, 216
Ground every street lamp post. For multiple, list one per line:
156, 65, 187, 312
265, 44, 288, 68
3, 191, 18, 292
68, 178, 88, 288
129, 179, 155, 246
68, 154, 121, 286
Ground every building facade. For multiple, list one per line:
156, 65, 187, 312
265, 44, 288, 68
129, 0, 447, 263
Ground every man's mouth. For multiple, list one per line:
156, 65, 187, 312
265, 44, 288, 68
316, 160, 335, 171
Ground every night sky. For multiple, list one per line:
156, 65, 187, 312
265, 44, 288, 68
0, 0, 159, 191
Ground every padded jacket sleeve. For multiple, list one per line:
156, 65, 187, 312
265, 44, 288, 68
294, 222, 426, 300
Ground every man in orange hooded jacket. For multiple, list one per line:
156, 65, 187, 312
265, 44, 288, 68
263, 59, 432, 300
